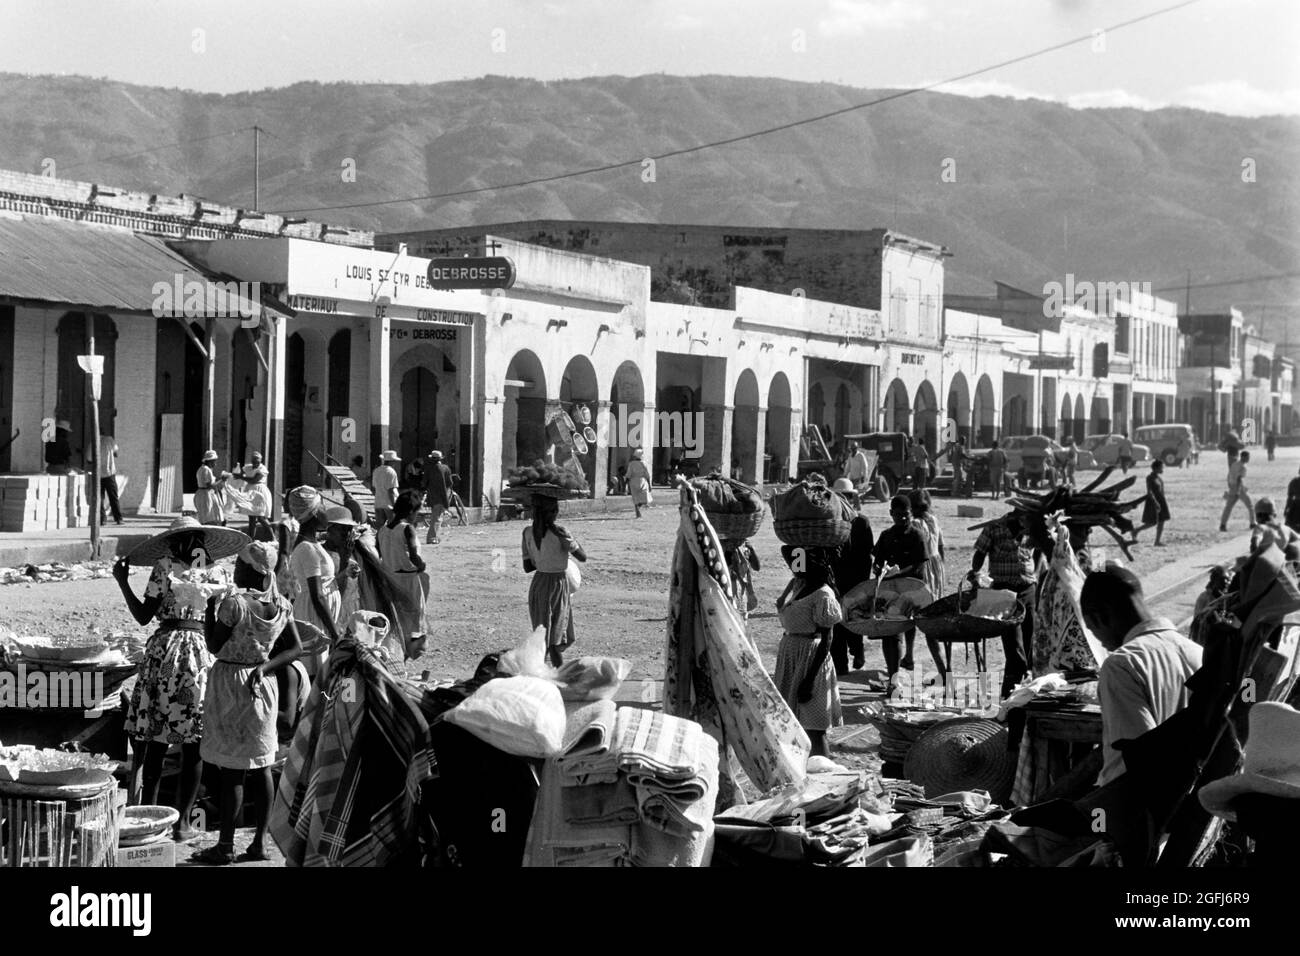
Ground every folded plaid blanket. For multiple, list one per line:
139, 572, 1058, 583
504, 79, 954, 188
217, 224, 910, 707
633, 733, 719, 837
616, 706, 706, 781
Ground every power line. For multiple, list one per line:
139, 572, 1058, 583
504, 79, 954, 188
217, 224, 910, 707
59, 127, 256, 173
268, 0, 1205, 214
1153, 270, 1300, 295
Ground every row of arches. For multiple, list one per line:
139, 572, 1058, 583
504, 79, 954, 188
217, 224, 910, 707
732, 369, 793, 484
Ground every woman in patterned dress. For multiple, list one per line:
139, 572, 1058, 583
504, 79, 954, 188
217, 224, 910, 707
774, 545, 843, 757
522, 491, 587, 666
114, 516, 248, 840
192, 541, 302, 865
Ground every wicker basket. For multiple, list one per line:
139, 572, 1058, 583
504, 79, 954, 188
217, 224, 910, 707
707, 508, 766, 542
863, 711, 956, 765
773, 517, 851, 547
914, 590, 1025, 642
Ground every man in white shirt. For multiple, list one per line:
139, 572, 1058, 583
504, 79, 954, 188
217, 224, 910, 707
96, 432, 122, 525
372, 450, 400, 525
1219, 450, 1253, 532
844, 441, 869, 491
1080, 565, 1203, 786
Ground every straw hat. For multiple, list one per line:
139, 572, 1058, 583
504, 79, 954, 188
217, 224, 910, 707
632, 448, 644, 459
832, 477, 855, 494
126, 515, 250, 567
202, 450, 218, 462
903, 717, 1016, 805
429, 450, 443, 460
56, 419, 71, 431
381, 450, 400, 462
324, 505, 356, 527
1200, 702, 1300, 821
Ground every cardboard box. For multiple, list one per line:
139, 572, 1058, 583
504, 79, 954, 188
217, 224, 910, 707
115, 836, 176, 868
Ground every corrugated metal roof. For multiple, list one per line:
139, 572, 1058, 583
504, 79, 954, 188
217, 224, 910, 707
0, 214, 280, 317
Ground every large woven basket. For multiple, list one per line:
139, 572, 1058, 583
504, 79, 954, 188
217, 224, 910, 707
773, 517, 851, 548
863, 711, 956, 766
707, 508, 766, 542
843, 615, 915, 638
914, 591, 1025, 643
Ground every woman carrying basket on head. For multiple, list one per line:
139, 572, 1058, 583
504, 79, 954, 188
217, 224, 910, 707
775, 545, 843, 758
114, 516, 248, 841
522, 490, 587, 666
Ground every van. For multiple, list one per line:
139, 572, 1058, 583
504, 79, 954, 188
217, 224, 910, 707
1134, 423, 1196, 466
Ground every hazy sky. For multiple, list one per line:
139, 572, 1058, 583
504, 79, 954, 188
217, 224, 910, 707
2, 0, 1298, 115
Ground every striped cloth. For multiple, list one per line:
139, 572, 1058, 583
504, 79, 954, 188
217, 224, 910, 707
270, 637, 434, 867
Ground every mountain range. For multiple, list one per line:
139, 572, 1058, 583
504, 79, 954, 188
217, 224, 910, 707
1, 72, 1297, 334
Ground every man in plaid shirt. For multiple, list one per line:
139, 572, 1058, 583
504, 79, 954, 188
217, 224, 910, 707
970, 512, 1037, 697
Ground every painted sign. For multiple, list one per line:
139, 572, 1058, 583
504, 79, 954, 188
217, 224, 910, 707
426, 257, 517, 290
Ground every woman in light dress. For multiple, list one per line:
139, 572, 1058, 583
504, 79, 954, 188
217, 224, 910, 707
774, 545, 842, 758
284, 487, 341, 679
626, 448, 653, 518
193, 541, 302, 865
376, 490, 429, 651
522, 491, 587, 666
195, 450, 229, 526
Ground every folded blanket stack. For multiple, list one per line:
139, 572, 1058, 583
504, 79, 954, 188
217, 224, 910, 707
524, 703, 719, 866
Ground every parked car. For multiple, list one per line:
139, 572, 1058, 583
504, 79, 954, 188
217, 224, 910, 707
1083, 433, 1151, 468
1134, 423, 1196, 467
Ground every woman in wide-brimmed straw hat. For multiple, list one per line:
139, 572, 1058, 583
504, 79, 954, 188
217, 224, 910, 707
114, 515, 249, 840
195, 450, 230, 526
192, 540, 302, 865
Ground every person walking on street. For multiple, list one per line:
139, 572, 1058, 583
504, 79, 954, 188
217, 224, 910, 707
1176, 433, 1193, 469
1062, 436, 1079, 487
1117, 433, 1135, 474
970, 511, 1037, 698
1219, 427, 1243, 465
1266, 430, 1277, 462
845, 441, 869, 492
988, 440, 1007, 500
626, 447, 653, 518
1220, 450, 1254, 532
372, 450, 400, 526
830, 477, 872, 675
949, 438, 967, 497
424, 450, 454, 544
1136, 459, 1171, 546
239, 452, 273, 538
97, 431, 123, 525
910, 436, 930, 491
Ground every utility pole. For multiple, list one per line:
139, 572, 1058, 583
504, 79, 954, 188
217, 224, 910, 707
253, 125, 261, 209
1184, 270, 1192, 316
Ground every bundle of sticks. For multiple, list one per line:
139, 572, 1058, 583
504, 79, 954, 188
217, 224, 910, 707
969, 466, 1148, 560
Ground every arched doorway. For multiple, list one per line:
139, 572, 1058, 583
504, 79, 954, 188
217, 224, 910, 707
974, 374, 995, 448
399, 366, 439, 471
503, 350, 547, 478
327, 329, 351, 460
834, 384, 851, 443
1154, 396, 1168, 424
154, 318, 202, 496
1090, 394, 1110, 435
608, 360, 645, 486
57, 312, 118, 469
230, 328, 260, 467
914, 380, 938, 452
1264, 406, 1272, 435
884, 378, 910, 435
1074, 395, 1086, 443
1060, 394, 1072, 443
561, 355, 599, 494
1003, 394, 1028, 436
732, 369, 760, 483
767, 372, 793, 482
947, 372, 970, 445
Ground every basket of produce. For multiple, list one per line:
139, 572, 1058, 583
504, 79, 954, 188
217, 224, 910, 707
914, 582, 1024, 642
506, 459, 588, 498
0, 746, 119, 792
771, 476, 853, 547
687, 472, 766, 542
841, 576, 934, 637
